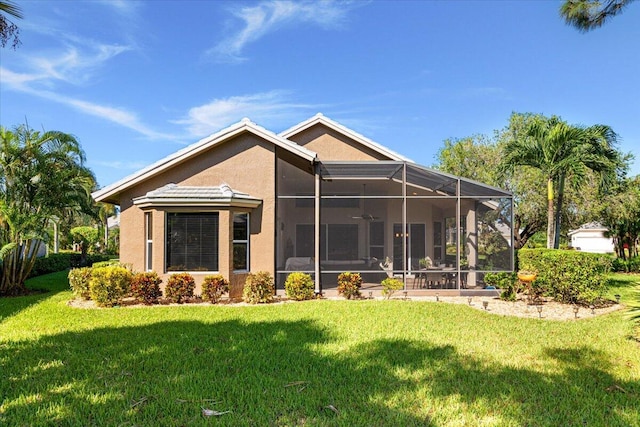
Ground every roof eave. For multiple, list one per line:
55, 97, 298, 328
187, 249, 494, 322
92, 119, 317, 204
279, 113, 413, 162
132, 197, 262, 209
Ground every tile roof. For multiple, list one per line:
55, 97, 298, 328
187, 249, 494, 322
132, 183, 262, 208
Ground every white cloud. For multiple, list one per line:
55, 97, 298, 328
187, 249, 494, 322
1, 69, 175, 140
97, 0, 138, 16
1, 42, 130, 89
27, 44, 131, 86
63, 97, 176, 140
174, 91, 317, 136
0, 40, 176, 140
210, 0, 353, 62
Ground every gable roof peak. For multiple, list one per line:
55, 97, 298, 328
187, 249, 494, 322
279, 113, 412, 162
92, 118, 317, 204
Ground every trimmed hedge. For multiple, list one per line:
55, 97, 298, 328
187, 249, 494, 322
89, 265, 133, 307
201, 274, 230, 304
284, 272, 315, 301
130, 272, 163, 305
29, 253, 112, 278
165, 273, 195, 303
68, 267, 93, 300
518, 249, 611, 305
243, 271, 275, 304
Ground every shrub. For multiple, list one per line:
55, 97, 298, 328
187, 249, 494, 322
337, 272, 362, 300
68, 267, 93, 300
243, 271, 275, 304
484, 272, 519, 301
612, 256, 640, 273
28, 253, 112, 278
165, 273, 195, 303
31, 253, 73, 277
89, 266, 132, 307
91, 259, 121, 268
130, 272, 163, 305
518, 249, 612, 305
381, 277, 403, 299
86, 254, 112, 266
284, 272, 315, 301
202, 274, 230, 304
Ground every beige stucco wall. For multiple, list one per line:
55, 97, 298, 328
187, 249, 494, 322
117, 132, 276, 291
287, 124, 390, 161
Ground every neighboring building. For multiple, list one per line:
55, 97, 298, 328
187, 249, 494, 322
92, 114, 513, 296
568, 222, 614, 254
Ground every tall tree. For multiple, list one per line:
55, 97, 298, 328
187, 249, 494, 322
97, 202, 117, 249
499, 116, 620, 249
435, 114, 548, 250
600, 175, 640, 260
0, 125, 96, 295
560, 0, 635, 31
0, 0, 22, 49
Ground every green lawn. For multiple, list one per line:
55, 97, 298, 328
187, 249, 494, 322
1, 272, 639, 426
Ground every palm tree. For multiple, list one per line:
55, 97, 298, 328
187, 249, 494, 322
0, 124, 96, 295
97, 202, 117, 250
560, 0, 635, 32
499, 116, 620, 249
0, 0, 23, 48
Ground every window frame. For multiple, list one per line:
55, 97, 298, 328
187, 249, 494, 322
165, 212, 219, 272
232, 212, 250, 272
145, 212, 153, 271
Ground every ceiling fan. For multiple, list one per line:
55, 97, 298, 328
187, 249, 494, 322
351, 184, 379, 221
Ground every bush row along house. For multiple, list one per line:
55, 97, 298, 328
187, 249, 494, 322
93, 114, 513, 297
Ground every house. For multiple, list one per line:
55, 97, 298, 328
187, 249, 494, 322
568, 222, 614, 254
92, 114, 513, 296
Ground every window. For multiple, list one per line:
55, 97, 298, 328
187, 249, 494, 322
145, 212, 153, 271
166, 212, 218, 271
233, 213, 249, 271
296, 224, 360, 261
327, 224, 358, 260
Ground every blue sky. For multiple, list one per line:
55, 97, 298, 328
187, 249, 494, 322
1, 0, 639, 188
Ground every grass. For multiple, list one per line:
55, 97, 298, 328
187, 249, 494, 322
1, 271, 639, 426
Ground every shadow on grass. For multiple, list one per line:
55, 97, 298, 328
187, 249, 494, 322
1, 318, 639, 426
0, 271, 70, 321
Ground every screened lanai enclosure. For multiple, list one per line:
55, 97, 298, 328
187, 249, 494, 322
276, 157, 513, 294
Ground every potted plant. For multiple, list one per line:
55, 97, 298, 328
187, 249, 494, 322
419, 256, 433, 268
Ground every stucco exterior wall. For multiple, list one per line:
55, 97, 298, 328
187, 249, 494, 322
118, 132, 276, 290
287, 124, 390, 161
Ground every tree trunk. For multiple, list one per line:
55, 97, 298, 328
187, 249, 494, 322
0, 239, 42, 296
553, 174, 565, 249
546, 178, 555, 249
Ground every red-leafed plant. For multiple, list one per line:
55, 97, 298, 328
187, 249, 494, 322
337, 272, 362, 300
201, 274, 229, 304
130, 272, 163, 305
165, 273, 195, 303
